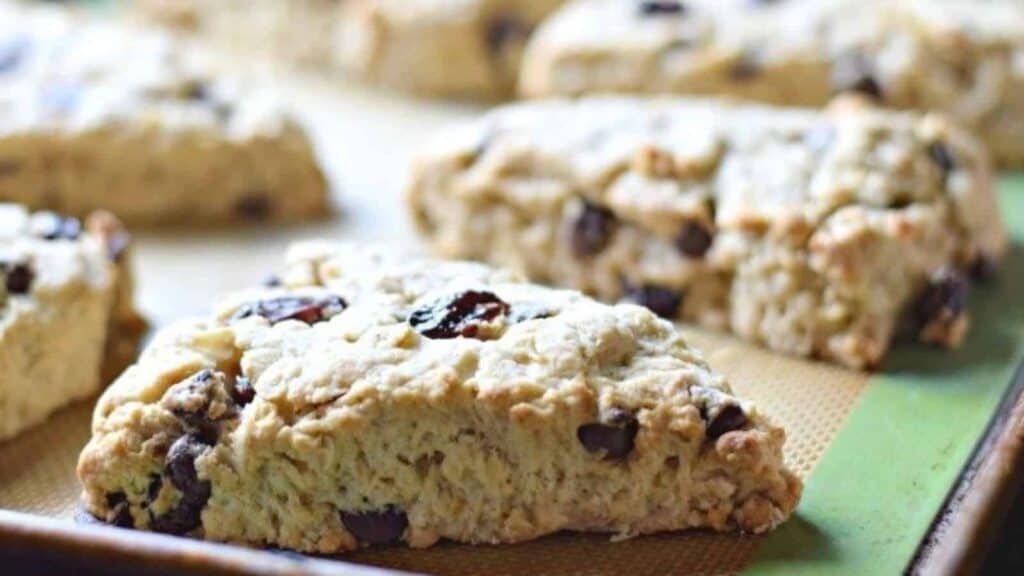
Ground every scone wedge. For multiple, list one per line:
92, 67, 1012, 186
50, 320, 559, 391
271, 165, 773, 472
0, 204, 144, 441
78, 243, 800, 553
408, 96, 1007, 369
0, 2, 328, 226
520, 0, 1024, 167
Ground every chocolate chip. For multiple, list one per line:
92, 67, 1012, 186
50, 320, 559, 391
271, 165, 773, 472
4, 262, 34, 295
970, 255, 998, 282
409, 290, 510, 340
164, 370, 222, 435
639, 0, 686, 15
833, 54, 883, 101
262, 274, 282, 288
231, 376, 256, 407
624, 283, 682, 319
928, 142, 956, 177
577, 408, 639, 461
340, 506, 408, 545
154, 435, 212, 535
913, 268, 968, 333
34, 213, 81, 241
675, 221, 713, 258
234, 194, 272, 220
486, 14, 529, 55
705, 405, 748, 440
105, 492, 134, 528
731, 52, 760, 81
183, 80, 211, 101
147, 474, 163, 503
572, 202, 617, 258
232, 295, 347, 325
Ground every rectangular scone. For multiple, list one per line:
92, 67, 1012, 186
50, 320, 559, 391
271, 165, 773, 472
77, 243, 800, 553
0, 204, 143, 441
0, 2, 328, 226
408, 96, 1008, 369
520, 0, 1024, 167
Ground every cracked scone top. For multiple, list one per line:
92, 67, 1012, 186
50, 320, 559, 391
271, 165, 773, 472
1, 203, 141, 440
78, 243, 800, 553
0, 1, 327, 225
408, 96, 1007, 369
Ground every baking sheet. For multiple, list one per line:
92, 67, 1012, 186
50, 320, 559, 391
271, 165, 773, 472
0, 52, 1022, 575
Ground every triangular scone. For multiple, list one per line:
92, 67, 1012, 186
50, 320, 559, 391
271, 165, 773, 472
78, 243, 800, 553
0, 2, 327, 225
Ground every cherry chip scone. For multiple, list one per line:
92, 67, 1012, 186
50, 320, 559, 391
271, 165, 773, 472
408, 96, 1007, 369
77, 243, 801, 553
338, 0, 567, 98
0, 204, 143, 441
520, 0, 1024, 167
0, 2, 328, 226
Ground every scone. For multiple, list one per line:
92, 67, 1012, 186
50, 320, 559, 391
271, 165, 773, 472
135, 0, 343, 67
338, 0, 567, 98
77, 243, 800, 553
0, 2, 329, 225
520, 0, 1024, 167
408, 96, 1007, 369
0, 204, 143, 441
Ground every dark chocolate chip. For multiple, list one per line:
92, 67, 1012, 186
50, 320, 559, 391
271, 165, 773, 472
970, 255, 998, 282
234, 195, 271, 220
183, 80, 211, 101
4, 262, 34, 294
572, 202, 617, 258
262, 274, 282, 288
408, 290, 510, 340
165, 369, 221, 433
833, 54, 883, 101
340, 506, 408, 545
912, 268, 968, 332
675, 221, 714, 258
624, 283, 683, 319
577, 408, 639, 461
232, 295, 348, 325
147, 474, 163, 503
231, 376, 256, 407
35, 213, 82, 241
154, 435, 213, 534
705, 405, 748, 440
105, 492, 133, 526
928, 142, 956, 176
639, 0, 686, 15
731, 52, 760, 81
486, 14, 529, 55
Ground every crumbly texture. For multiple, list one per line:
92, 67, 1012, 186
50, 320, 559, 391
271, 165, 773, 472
0, 2, 328, 226
408, 96, 1007, 369
338, 0, 567, 98
0, 203, 143, 441
135, 0, 343, 67
520, 0, 1024, 167
78, 243, 800, 553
